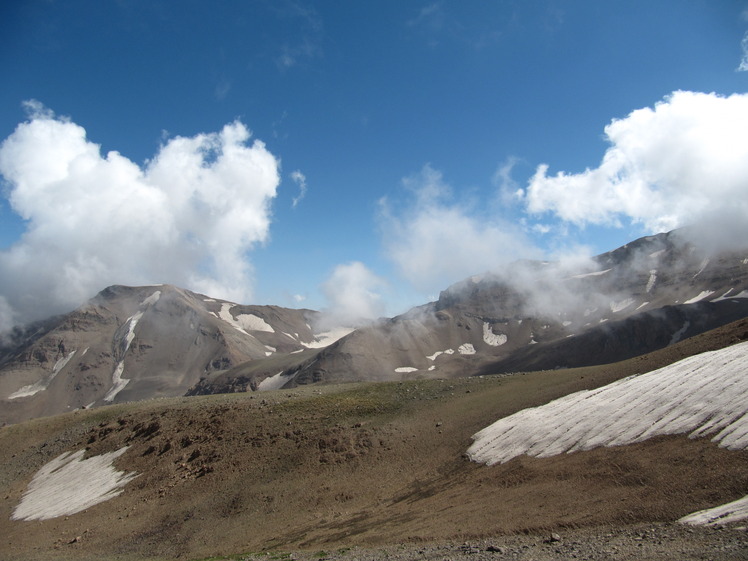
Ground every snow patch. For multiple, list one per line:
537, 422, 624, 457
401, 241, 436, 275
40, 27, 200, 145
715, 289, 748, 301
141, 290, 161, 307
217, 303, 274, 334
684, 290, 715, 304
635, 301, 649, 311
300, 327, 354, 349
679, 496, 748, 526
610, 298, 635, 313
104, 309, 145, 403
395, 367, 418, 373
458, 343, 476, 355
428, 365, 436, 371
12, 448, 137, 521
427, 351, 444, 361
257, 371, 295, 391
483, 323, 507, 346
467, 341, 748, 466
646, 269, 657, 293
104, 362, 128, 402
649, 249, 666, 258
9, 350, 77, 399
570, 268, 611, 279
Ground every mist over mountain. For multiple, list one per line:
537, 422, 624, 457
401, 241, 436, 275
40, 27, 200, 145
1, 226, 746, 426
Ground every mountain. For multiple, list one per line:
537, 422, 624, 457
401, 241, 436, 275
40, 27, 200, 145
0, 285, 329, 425
2, 227, 748, 424
225, 229, 748, 390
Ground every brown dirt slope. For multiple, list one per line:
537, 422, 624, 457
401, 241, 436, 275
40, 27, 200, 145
0, 318, 747, 561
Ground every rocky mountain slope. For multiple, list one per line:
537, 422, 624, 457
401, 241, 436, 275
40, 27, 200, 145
227, 229, 748, 391
2, 227, 748, 424
0, 285, 326, 425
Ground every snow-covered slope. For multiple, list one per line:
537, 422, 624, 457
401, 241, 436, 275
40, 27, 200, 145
467, 340, 748, 523
467, 340, 748, 464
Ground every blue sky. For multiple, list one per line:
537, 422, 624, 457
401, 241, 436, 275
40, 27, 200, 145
1, 0, 748, 328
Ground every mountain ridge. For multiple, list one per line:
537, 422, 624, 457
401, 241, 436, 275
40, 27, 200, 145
2, 227, 748, 424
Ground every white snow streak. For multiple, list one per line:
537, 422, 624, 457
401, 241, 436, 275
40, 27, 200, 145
8, 350, 76, 399
610, 298, 635, 313
104, 310, 143, 402
467, 341, 748, 466
684, 290, 715, 304
693, 258, 710, 279
12, 448, 137, 521
395, 367, 418, 373
483, 323, 508, 346
715, 290, 748, 301
570, 268, 611, 279
458, 343, 476, 355
646, 269, 657, 293
679, 496, 748, 526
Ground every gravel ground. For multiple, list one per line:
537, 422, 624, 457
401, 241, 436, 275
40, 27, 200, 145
236, 523, 748, 561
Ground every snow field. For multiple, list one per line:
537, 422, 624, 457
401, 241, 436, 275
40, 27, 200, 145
12, 448, 137, 521
468, 341, 748, 466
467, 341, 748, 524
679, 496, 748, 526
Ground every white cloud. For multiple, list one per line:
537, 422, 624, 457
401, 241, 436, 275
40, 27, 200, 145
290, 169, 307, 207
380, 164, 539, 294
0, 102, 280, 326
739, 31, 748, 72
522, 91, 748, 237
318, 261, 386, 329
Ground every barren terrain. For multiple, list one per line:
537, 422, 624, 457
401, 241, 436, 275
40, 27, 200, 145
1, 319, 747, 561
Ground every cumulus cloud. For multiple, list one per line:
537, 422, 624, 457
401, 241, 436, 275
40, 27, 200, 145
0, 102, 280, 327
318, 261, 386, 329
290, 170, 307, 207
380, 164, 540, 295
521, 91, 748, 239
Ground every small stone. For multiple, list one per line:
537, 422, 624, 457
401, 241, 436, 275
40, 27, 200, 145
549, 532, 562, 543
486, 544, 504, 553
